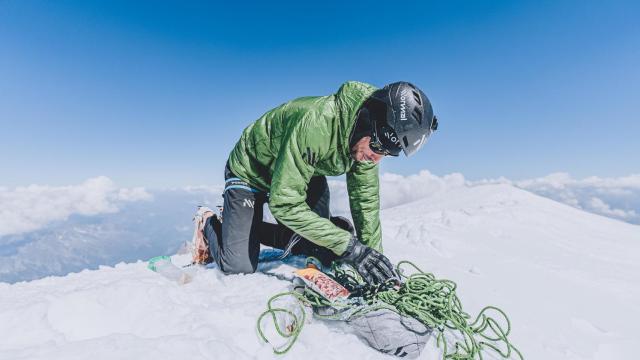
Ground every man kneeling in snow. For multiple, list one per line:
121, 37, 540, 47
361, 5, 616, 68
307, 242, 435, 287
198, 81, 437, 285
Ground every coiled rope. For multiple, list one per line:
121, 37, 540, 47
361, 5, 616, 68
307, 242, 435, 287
257, 260, 523, 359
256, 290, 308, 354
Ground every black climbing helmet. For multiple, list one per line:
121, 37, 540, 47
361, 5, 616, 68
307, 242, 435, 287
367, 82, 437, 157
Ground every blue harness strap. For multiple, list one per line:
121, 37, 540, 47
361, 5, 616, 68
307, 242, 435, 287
224, 177, 261, 193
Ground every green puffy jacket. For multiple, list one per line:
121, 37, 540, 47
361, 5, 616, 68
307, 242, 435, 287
227, 81, 381, 256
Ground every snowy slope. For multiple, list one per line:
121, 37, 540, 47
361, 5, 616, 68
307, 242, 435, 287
0, 183, 638, 360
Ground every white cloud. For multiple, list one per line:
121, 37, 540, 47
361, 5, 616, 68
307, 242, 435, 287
181, 185, 223, 194
580, 174, 640, 189
587, 197, 637, 220
117, 187, 154, 202
514, 172, 640, 190
328, 170, 640, 225
0, 177, 153, 237
475, 172, 640, 224
329, 170, 467, 216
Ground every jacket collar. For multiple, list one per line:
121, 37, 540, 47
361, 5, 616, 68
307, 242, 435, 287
334, 81, 377, 161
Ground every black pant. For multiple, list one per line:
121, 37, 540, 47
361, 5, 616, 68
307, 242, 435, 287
204, 164, 342, 274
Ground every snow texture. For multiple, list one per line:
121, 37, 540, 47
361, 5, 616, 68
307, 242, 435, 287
1, 181, 638, 359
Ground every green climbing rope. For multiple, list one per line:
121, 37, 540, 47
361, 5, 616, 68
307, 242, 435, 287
375, 261, 523, 360
256, 290, 307, 355
257, 260, 523, 359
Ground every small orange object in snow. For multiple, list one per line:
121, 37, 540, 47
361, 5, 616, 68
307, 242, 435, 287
294, 268, 350, 302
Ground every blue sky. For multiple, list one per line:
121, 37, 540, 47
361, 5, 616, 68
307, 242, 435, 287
1, 0, 638, 188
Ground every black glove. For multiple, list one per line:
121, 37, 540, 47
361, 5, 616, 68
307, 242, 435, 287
338, 236, 396, 285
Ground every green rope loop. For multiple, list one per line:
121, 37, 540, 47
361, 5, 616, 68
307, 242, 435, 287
257, 260, 523, 359
256, 291, 307, 355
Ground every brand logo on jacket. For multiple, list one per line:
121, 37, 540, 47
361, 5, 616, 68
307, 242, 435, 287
304, 147, 317, 166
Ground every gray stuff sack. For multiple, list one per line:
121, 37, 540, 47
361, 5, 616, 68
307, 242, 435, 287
347, 308, 433, 358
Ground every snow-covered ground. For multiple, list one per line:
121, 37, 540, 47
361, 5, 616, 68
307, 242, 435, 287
1, 182, 639, 359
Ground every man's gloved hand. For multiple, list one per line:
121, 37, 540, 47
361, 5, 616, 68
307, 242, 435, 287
338, 236, 396, 285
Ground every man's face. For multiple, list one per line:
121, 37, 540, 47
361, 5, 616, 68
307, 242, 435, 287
350, 136, 384, 164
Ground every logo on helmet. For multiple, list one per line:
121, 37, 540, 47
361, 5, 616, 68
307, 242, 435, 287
399, 88, 408, 121
384, 131, 399, 145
